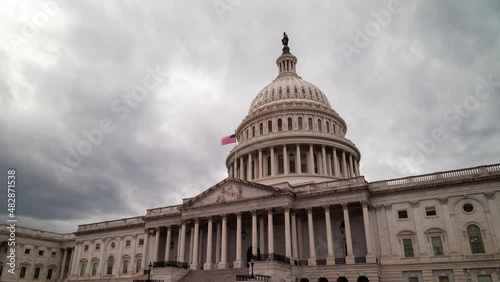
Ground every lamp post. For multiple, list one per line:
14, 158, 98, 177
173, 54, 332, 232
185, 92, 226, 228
147, 262, 152, 282
250, 257, 255, 279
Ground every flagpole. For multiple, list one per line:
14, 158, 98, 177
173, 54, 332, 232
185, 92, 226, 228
233, 130, 237, 178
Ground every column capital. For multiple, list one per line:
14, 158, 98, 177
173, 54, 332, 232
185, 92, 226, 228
193, 218, 200, 223
180, 219, 188, 224
410, 200, 419, 208
323, 205, 330, 211
373, 205, 383, 211
235, 211, 242, 216
282, 205, 291, 211
266, 207, 273, 213
250, 210, 257, 215
306, 207, 313, 213
361, 201, 370, 208
485, 191, 495, 200
383, 204, 392, 210
438, 197, 448, 204
205, 216, 213, 221
220, 213, 227, 218
341, 202, 349, 209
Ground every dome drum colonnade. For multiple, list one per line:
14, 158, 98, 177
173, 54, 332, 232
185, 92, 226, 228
226, 44, 361, 185
147, 201, 375, 269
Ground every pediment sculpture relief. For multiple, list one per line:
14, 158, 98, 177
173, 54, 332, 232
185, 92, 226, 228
216, 184, 243, 203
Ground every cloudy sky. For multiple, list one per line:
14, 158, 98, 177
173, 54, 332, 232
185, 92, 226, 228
1, 0, 499, 233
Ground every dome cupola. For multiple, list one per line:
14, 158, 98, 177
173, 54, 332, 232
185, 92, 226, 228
226, 33, 361, 186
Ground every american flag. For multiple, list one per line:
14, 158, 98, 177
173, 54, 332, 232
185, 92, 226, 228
221, 134, 237, 145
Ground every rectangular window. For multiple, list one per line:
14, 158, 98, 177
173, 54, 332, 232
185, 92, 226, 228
34, 267, 40, 279
477, 275, 493, 282
91, 263, 98, 276
409, 278, 419, 282
84, 245, 89, 251
402, 238, 414, 257
425, 207, 437, 216
24, 248, 31, 255
398, 210, 409, 219
47, 269, 53, 280
136, 259, 142, 273
0, 265, 3, 277
438, 277, 450, 282
431, 236, 444, 256
95, 243, 100, 250
20, 266, 27, 278
80, 263, 86, 276
51, 251, 57, 257
38, 250, 44, 256
138, 239, 144, 246
125, 240, 131, 247
123, 260, 129, 273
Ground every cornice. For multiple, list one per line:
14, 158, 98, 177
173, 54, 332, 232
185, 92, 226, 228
74, 222, 145, 235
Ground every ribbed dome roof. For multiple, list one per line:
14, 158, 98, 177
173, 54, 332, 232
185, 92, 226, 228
248, 45, 332, 114
249, 76, 332, 114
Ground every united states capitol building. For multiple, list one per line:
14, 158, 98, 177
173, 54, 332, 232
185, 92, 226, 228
1, 37, 500, 282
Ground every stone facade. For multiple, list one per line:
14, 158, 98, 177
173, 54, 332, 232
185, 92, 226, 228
1, 39, 499, 282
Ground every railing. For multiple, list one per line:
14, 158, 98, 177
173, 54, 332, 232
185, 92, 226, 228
370, 163, 500, 191
256, 253, 291, 265
153, 260, 189, 269
316, 258, 327, 265
334, 258, 346, 265
236, 274, 271, 281
354, 256, 366, 263
297, 259, 308, 266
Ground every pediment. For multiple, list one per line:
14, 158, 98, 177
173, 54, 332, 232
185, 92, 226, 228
181, 178, 287, 210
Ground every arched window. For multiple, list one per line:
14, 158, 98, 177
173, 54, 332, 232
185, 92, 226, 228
246, 129, 249, 139
278, 119, 282, 131
287, 117, 293, 130
314, 153, 318, 173
337, 277, 349, 282
300, 279, 310, 282
107, 256, 114, 275
267, 155, 272, 176
252, 126, 255, 137
289, 153, 295, 173
278, 154, 284, 174
467, 224, 485, 253
333, 125, 336, 134
318, 278, 329, 282
357, 276, 369, 282
298, 117, 303, 130
260, 123, 263, 135
326, 121, 330, 133
318, 119, 322, 131
268, 121, 273, 133
301, 152, 308, 173
308, 118, 313, 130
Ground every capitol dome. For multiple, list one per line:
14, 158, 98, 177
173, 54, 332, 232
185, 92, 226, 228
226, 36, 361, 186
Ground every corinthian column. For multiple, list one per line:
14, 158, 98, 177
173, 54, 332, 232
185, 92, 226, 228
234, 212, 243, 268
204, 217, 214, 270
342, 151, 347, 178
306, 207, 316, 266
218, 215, 228, 269
324, 205, 335, 265
284, 206, 292, 258
267, 208, 274, 254
190, 219, 200, 270
342, 203, 354, 264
